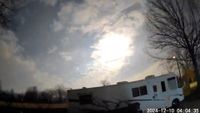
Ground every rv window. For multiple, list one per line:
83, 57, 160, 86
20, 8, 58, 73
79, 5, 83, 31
167, 77, 177, 89
132, 88, 140, 97
153, 85, 157, 92
79, 94, 93, 105
140, 86, 147, 95
161, 81, 166, 92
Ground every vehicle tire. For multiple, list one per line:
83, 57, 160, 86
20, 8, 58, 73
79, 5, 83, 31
172, 99, 180, 108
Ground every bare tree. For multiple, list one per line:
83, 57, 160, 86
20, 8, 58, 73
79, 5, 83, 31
146, 0, 200, 88
24, 86, 38, 102
100, 80, 110, 86
0, 0, 16, 28
54, 85, 68, 102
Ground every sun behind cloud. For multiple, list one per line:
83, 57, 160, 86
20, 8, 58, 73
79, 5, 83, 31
91, 32, 134, 71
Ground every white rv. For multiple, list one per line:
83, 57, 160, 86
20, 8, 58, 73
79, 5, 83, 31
68, 73, 184, 113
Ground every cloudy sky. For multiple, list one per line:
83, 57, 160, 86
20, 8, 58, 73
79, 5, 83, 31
0, 0, 168, 92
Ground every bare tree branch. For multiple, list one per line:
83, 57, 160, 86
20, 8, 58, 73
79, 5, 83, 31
146, 0, 200, 87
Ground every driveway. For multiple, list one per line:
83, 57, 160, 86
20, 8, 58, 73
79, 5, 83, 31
179, 99, 200, 108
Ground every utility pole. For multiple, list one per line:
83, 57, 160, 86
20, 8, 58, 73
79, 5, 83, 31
173, 56, 181, 77
0, 80, 1, 91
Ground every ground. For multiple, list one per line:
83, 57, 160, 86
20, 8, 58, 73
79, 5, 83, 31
180, 99, 200, 108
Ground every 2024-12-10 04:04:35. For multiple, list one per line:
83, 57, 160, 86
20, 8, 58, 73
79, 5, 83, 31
147, 108, 199, 113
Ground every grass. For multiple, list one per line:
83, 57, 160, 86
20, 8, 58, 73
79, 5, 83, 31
0, 107, 68, 113
0, 101, 68, 113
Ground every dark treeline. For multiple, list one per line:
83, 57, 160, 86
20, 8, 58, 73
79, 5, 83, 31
0, 86, 68, 103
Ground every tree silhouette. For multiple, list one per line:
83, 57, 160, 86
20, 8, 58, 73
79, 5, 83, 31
146, 0, 200, 88
54, 85, 68, 102
101, 80, 110, 86
24, 86, 38, 102
0, 0, 14, 28
0, 0, 25, 29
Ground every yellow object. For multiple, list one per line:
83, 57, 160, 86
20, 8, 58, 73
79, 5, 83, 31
183, 84, 191, 96
183, 69, 196, 83
189, 81, 198, 90
182, 68, 198, 96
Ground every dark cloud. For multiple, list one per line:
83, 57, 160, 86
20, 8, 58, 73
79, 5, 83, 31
0, 29, 63, 92
11, 1, 61, 57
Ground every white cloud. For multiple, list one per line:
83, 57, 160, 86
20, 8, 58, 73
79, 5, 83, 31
59, 51, 72, 62
52, 20, 64, 32
70, 67, 118, 88
56, 0, 145, 55
54, 0, 145, 34
126, 62, 168, 82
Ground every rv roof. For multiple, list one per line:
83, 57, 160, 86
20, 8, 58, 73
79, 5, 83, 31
68, 73, 176, 91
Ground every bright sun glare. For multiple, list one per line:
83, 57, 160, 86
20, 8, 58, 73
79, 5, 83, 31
92, 32, 133, 70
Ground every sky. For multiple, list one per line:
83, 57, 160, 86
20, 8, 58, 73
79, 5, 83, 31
0, 0, 168, 92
